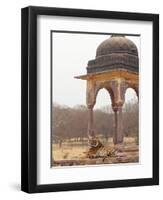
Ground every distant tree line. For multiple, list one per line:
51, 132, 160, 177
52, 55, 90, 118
52, 101, 138, 143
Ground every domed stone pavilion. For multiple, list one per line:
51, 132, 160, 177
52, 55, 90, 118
75, 35, 139, 148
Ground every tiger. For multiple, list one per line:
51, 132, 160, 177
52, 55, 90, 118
85, 138, 117, 159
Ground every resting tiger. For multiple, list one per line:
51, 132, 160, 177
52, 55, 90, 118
85, 138, 117, 159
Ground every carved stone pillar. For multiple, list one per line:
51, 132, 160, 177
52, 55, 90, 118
113, 106, 123, 144
86, 80, 96, 141
113, 109, 118, 144
87, 105, 95, 139
110, 79, 126, 146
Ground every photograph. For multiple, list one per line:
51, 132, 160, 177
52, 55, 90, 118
21, 6, 159, 193
51, 32, 139, 167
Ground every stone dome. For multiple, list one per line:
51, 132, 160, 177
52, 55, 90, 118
87, 35, 139, 74
96, 35, 138, 57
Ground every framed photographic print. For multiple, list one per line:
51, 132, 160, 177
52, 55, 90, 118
21, 6, 159, 193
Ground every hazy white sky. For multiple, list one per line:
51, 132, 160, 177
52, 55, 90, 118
52, 33, 139, 108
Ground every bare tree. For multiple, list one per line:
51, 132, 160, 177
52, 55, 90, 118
52, 101, 138, 142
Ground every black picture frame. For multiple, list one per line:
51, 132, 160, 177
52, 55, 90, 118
21, 6, 159, 193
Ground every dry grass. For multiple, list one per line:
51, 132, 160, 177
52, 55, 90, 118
52, 143, 87, 161
52, 137, 139, 166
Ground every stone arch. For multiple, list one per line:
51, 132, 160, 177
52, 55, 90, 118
124, 87, 138, 101
94, 85, 114, 109
86, 81, 115, 140
123, 87, 139, 138
133, 86, 139, 99
93, 88, 114, 140
125, 83, 139, 99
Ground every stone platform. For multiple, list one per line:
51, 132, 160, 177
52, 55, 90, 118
53, 145, 139, 167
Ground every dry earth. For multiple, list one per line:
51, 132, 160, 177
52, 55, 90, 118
52, 137, 139, 167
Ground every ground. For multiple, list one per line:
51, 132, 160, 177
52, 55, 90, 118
52, 137, 139, 167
